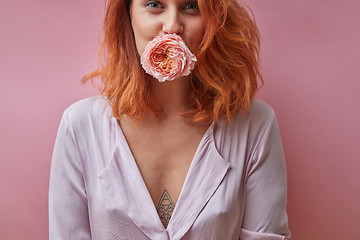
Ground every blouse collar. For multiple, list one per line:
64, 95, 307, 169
98, 119, 230, 240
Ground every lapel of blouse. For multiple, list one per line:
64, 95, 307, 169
166, 121, 230, 239
98, 120, 230, 240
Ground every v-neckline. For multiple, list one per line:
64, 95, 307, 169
98, 117, 230, 239
116, 119, 215, 222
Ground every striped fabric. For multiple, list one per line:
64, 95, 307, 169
49, 96, 291, 240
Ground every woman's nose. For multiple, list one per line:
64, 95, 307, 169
162, 9, 183, 35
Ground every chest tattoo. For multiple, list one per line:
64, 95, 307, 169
156, 189, 175, 229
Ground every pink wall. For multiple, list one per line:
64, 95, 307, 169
0, 0, 359, 239
0, 1, 100, 239
245, 0, 360, 239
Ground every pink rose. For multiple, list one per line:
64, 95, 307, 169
140, 34, 197, 82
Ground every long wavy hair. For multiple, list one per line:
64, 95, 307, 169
82, 0, 263, 123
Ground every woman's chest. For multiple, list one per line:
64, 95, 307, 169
88, 165, 245, 240
124, 129, 207, 226
81, 118, 249, 238
120, 120, 210, 207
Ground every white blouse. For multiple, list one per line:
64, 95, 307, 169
49, 96, 291, 239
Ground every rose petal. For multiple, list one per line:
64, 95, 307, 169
140, 33, 197, 82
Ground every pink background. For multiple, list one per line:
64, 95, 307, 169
0, 0, 359, 239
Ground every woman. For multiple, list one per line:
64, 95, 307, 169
49, 0, 291, 239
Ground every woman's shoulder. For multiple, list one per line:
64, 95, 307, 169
215, 98, 277, 140
62, 95, 112, 126
231, 98, 276, 127
214, 98, 277, 145
248, 98, 275, 118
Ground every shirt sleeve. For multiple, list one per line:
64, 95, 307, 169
49, 110, 92, 240
240, 110, 291, 239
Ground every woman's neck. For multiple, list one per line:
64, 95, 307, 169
150, 76, 192, 118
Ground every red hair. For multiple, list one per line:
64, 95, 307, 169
82, 0, 263, 123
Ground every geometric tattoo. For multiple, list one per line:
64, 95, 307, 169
156, 189, 175, 229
